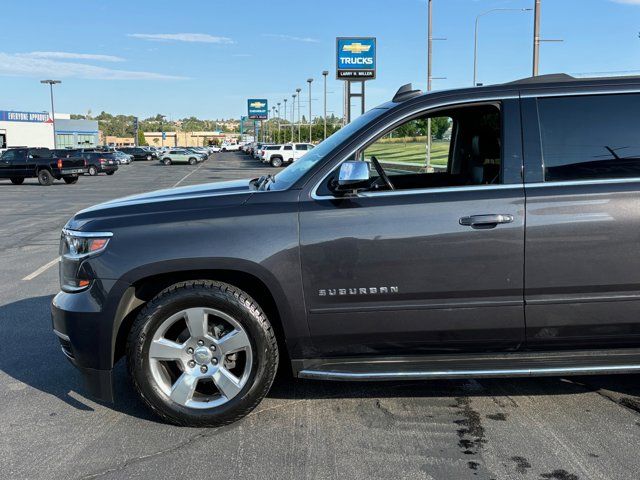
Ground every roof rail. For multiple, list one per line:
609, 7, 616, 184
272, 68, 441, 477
504, 73, 575, 85
392, 83, 422, 103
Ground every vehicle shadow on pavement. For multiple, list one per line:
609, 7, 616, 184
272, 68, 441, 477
0, 294, 155, 421
3, 295, 640, 423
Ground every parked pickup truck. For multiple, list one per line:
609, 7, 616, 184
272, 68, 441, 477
52, 74, 640, 428
262, 143, 314, 167
0, 147, 86, 185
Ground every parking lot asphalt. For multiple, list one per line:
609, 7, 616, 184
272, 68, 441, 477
1, 152, 640, 480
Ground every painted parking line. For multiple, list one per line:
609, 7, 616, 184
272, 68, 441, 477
173, 161, 206, 188
22, 257, 59, 281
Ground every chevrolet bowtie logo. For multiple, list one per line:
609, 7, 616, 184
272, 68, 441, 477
250, 101, 266, 108
342, 42, 371, 54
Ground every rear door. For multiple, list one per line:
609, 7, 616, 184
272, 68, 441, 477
523, 92, 640, 349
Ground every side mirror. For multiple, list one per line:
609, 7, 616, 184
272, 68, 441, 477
335, 161, 370, 192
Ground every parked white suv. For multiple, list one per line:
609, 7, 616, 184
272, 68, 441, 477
221, 143, 241, 152
263, 143, 314, 167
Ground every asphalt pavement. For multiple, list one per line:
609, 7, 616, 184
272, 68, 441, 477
1, 152, 640, 480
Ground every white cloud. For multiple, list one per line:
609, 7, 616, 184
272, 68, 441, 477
262, 34, 320, 43
0, 53, 188, 80
19, 51, 125, 62
128, 33, 234, 44
610, 0, 640, 4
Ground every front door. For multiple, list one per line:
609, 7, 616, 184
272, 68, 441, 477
0, 149, 24, 178
299, 100, 525, 357
524, 92, 640, 349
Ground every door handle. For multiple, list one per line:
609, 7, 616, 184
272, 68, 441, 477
459, 214, 514, 228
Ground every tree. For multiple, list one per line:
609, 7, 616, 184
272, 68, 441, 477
137, 129, 147, 146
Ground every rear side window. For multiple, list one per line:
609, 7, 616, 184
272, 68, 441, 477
283, 145, 293, 151
538, 94, 640, 182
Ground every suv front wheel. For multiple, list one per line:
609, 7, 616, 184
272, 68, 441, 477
127, 280, 279, 427
270, 156, 283, 168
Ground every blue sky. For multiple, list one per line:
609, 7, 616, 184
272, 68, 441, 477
0, 0, 639, 120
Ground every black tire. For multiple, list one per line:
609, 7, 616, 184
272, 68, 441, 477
222, 148, 227, 152
63, 176, 78, 184
88, 165, 98, 176
270, 156, 283, 168
10, 177, 24, 185
163, 158, 172, 165
127, 280, 279, 427
37, 169, 53, 186
188, 157, 197, 165
106, 171, 115, 176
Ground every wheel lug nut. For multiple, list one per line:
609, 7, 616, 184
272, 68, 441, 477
211, 358, 218, 365
210, 345, 216, 351
187, 347, 194, 354
200, 365, 208, 373
197, 340, 204, 346
188, 360, 196, 368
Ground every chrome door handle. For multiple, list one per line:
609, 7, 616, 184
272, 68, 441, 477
459, 214, 514, 228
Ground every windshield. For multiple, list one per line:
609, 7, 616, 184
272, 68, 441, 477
269, 107, 388, 190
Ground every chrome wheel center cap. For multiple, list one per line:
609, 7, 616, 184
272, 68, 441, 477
193, 346, 213, 365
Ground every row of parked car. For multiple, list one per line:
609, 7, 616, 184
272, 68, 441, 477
241, 141, 315, 167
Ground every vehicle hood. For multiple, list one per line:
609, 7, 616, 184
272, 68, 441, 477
67, 179, 255, 230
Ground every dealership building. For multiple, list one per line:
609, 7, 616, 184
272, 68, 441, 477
54, 114, 100, 148
0, 110, 99, 149
0, 110, 54, 149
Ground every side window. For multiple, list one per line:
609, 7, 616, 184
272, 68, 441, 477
283, 145, 293, 151
360, 104, 501, 190
2, 150, 16, 161
296, 144, 308, 151
538, 94, 640, 182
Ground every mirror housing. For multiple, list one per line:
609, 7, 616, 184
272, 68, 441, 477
335, 161, 370, 192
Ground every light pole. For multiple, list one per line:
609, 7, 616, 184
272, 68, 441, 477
291, 94, 296, 142
40, 80, 61, 149
277, 102, 281, 143
322, 71, 328, 140
307, 78, 313, 143
533, 0, 541, 76
473, 8, 532, 86
295, 88, 302, 143
283, 98, 288, 142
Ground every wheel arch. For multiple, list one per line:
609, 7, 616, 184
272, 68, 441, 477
112, 262, 294, 370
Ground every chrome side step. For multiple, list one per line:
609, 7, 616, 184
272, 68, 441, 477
294, 349, 640, 381
299, 364, 640, 381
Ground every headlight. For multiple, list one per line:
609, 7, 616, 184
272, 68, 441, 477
60, 229, 112, 292
63, 231, 111, 257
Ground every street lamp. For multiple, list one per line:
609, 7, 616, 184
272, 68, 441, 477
277, 102, 281, 143
322, 71, 329, 140
306, 78, 313, 143
283, 98, 288, 142
473, 8, 532, 86
295, 88, 302, 143
291, 94, 296, 142
40, 80, 61, 149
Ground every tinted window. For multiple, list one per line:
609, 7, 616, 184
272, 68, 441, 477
539, 94, 640, 182
295, 144, 308, 151
2, 150, 17, 161
283, 145, 293, 151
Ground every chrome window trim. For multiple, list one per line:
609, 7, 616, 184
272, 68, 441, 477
526, 177, 640, 188
520, 87, 640, 99
309, 94, 520, 201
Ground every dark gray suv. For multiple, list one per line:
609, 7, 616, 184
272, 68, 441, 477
52, 74, 640, 426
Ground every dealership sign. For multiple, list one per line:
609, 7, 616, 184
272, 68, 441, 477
0, 110, 52, 123
247, 99, 268, 120
336, 37, 376, 80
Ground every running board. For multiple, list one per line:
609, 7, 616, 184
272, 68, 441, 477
294, 349, 640, 381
